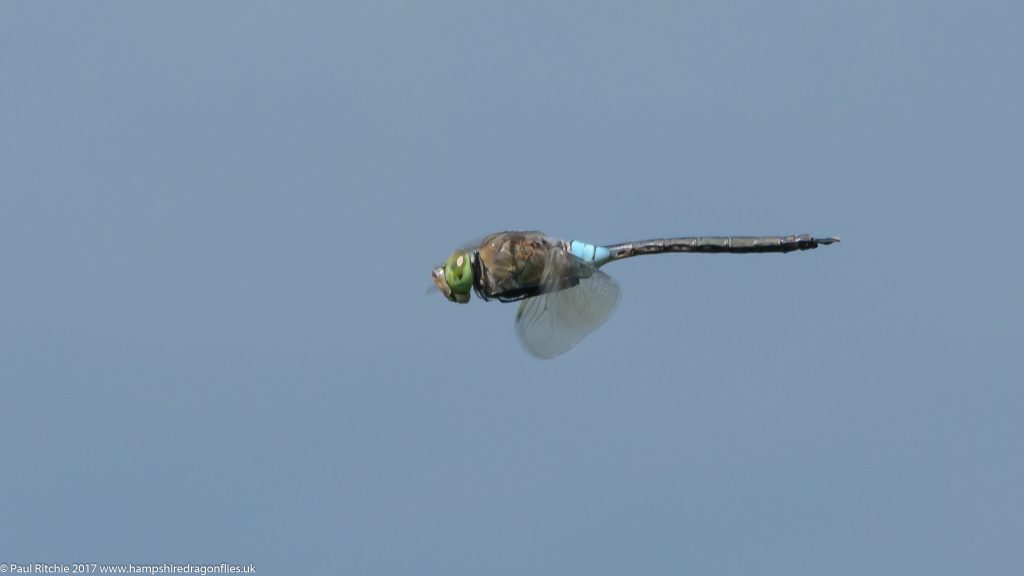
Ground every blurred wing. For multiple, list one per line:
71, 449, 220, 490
515, 268, 621, 359
459, 235, 486, 251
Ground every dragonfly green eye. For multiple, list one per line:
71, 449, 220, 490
444, 250, 473, 294
432, 249, 473, 303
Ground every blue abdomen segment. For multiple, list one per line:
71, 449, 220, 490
569, 240, 612, 266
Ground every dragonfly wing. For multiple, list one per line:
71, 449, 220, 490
514, 268, 621, 359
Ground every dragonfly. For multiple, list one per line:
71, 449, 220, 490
432, 231, 839, 358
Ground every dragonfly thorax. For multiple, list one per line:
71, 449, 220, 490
471, 232, 591, 302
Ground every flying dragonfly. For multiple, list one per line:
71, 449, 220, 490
432, 231, 839, 358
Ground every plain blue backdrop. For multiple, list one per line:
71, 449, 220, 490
1, 2, 1021, 574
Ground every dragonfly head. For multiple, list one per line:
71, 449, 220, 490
432, 249, 473, 303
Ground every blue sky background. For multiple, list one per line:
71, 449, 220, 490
1, 2, 1021, 574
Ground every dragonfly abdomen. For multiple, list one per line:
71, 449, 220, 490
605, 234, 838, 261
569, 240, 612, 266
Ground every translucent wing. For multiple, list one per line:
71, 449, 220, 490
514, 267, 621, 359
